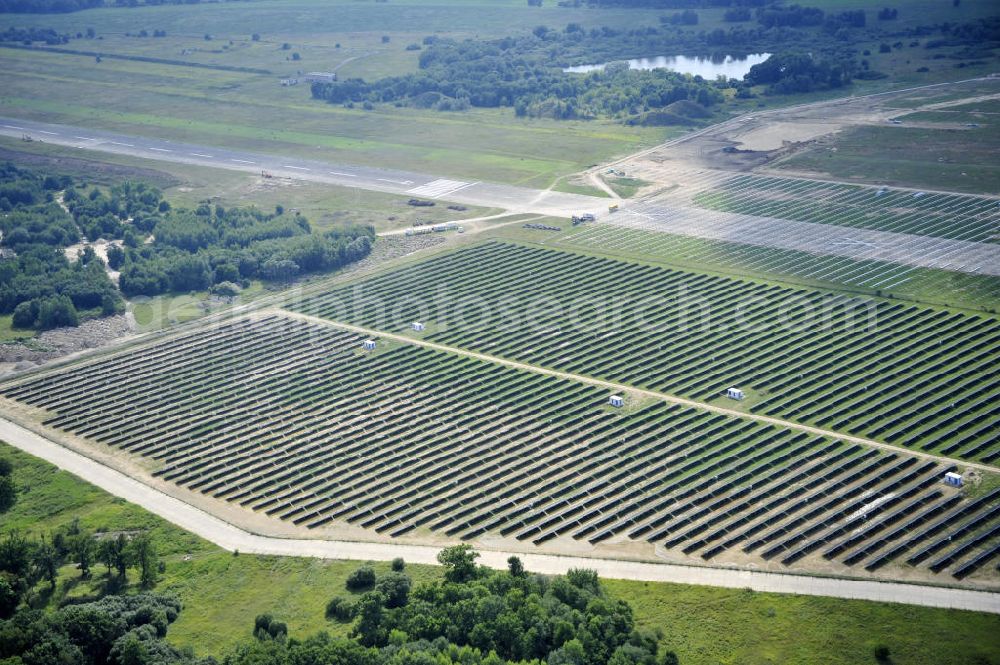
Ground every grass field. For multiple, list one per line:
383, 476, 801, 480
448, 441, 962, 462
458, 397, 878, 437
0, 314, 32, 343
3, 440, 1000, 664
0, 43, 665, 189
773, 120, 1000, 194
0, 137, 501, 234
1, 0, 997, 191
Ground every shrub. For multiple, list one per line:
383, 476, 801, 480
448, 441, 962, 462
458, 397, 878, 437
325, 596, 357, 622
346, 564, 376, 591
11, 300, 37, 329
374, 572, 411, 608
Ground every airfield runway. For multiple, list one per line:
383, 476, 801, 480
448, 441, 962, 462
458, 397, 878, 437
0, 116, 605, 217
2, 114, 997, 278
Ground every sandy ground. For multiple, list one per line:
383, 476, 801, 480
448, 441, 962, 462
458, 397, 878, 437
57, 191, 123, 284
604, 78, 1000, 193
63, 238, 123, 285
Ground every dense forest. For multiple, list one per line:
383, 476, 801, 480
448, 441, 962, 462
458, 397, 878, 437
0, 530, 679, 665
115, 205, 373, 299
314, 35, 726, 120
0, 163, 374, 332
0, 163, 121, 331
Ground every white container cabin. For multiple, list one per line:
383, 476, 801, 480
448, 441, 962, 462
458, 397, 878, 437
725, 387, 745, 401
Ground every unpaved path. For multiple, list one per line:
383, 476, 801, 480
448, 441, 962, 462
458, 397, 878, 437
588, 171, 620, 199
283, 312, 999, 476
2, 416, 997, 613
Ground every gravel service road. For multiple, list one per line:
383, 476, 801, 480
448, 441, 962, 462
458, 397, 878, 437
2, 417, 998, 614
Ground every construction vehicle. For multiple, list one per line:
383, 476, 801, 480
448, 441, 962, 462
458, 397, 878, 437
261, 170, 274, 179
21, 134, 33, 142
571, 213, 596, 225
608, 204, 619, 213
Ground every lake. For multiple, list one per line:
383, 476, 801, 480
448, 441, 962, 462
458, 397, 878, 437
564, 53, 772, 79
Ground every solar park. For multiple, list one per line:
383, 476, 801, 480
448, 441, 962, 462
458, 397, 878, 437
2, 313, 998, 581
2, 163, 998, 587
558, 174, 1000, 309
291, 242, 1000, 465
556, 225, 1000, 305
692, 174, 1000, 242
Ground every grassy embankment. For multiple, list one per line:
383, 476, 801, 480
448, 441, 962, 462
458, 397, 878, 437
2, 441, 999, 665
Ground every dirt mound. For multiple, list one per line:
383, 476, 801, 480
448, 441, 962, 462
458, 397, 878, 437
0, 314, 135, 375
665, 99, 712, 118
627, 101, 712, 127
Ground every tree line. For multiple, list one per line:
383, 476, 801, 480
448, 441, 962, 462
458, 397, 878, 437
1, 525, 160, 612
115, 205, 373, 298
230, 545, 679, 665
0, 592, 202, 665
0, 0, 101, 13
0, 456, 163, 622
311, 4, 910, 119
0, 0, 214, 11
312, 31, 728, 120
0, 26, 71, 45
0, 533, 681, 665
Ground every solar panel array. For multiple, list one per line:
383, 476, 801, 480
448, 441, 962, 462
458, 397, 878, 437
292, 242, 1000, 463
4, 314, 996, 579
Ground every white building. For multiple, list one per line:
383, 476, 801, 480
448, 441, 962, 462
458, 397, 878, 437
609, 395, 624, 408
363, 339, 377, 351
303, 71, 337, 83
943, 472, 963, 487
725, 387, 745, 401
412, 322, 425, 332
